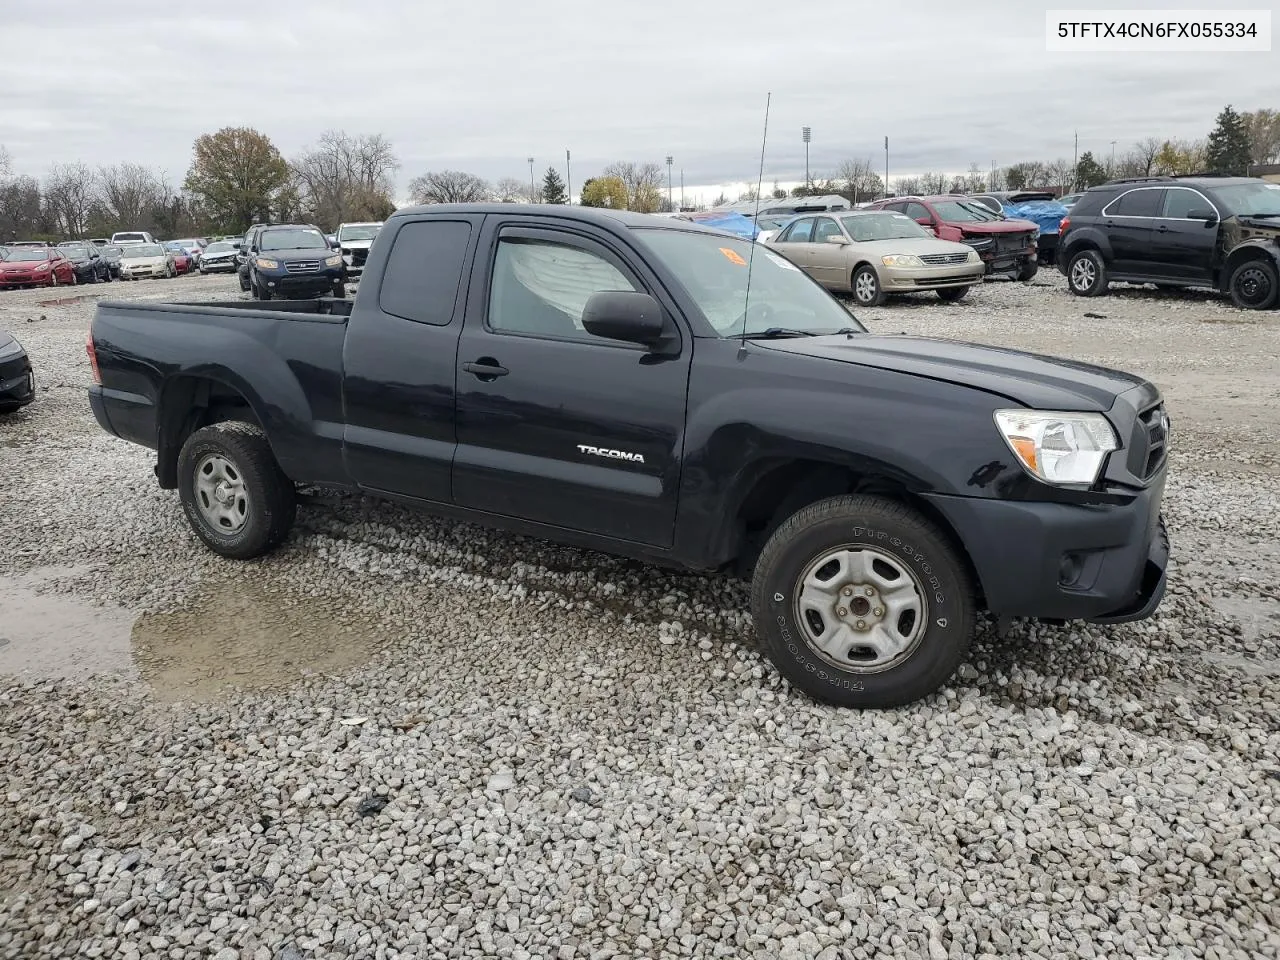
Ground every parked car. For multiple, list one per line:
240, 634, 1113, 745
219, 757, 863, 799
88, 203, 1170, 710
98, 245, 125, 279
1057, 175, 1280, 309
752, 215, 792, 245
164, 241, 193, 274
0, 331, 35, 412
0, 246, 76, 288
867, 195, 1040, 280
119, 243, 175, 280
969, 191, 1069, 264
1058, 193, 1083, 210
238, 223, 346, 300
334, 221, 383, 280
173, 238, 206, 266
197, 240, 240, 273
57, 241, 113, 283
89, 238, 110, 247
110, 231, 156, 246
766, 210, 985, 305
0, 245, 10, 262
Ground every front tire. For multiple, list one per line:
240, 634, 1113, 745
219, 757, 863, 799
1066, 248, 1108, 297
176, 422, 296, 559
332, 282, 346, 299
1016, 260, 1038, 282
936, 285, 970, 303
851, 265, 884, 307
750, 495, 975, 708
1228, 258, 1279, 310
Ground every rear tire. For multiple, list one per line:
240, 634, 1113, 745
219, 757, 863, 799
936, 285, 970, 303
750, 495, 975, 708
851, 265, 884, 307
1066, 248, 1108, 297
1227, 258, 1279, 311
176, 422, 296, 560
1016, 261, 1038, 282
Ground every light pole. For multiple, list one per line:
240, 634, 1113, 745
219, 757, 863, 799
565, 149, 572, 204
527, 156, 536, 203
802, 127, 812, 190
1110, 140, 1117, 176
884, 136, 889, 197
665, 156, 673, 211
680, 168, 684, 209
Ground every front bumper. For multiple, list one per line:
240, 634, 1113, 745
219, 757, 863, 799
0, 353, 35, 409
921, 473, 1168, 623
257, 266, 345, 298
0, 271, 51, 287
122, 265, 167, 279
200, 258, 238, 272
882, 263, 986, 291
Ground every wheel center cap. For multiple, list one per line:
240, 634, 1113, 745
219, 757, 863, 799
214, 481, 234, 505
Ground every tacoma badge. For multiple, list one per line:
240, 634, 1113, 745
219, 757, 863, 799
577, 444, 645, 464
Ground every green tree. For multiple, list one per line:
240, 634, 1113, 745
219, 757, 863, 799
580, 175, 627, 209
1074, 151, 1108, 188
184, 127, 290, 232
541, 166, 567, 204
1206, 105, 1252, 175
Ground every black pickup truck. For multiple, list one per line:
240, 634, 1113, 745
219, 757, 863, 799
88, 204, 1170, 708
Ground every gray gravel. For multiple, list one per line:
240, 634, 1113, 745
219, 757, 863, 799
1, 272, 1278, 959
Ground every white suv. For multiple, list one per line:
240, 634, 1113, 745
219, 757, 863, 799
334, 222, 383, 280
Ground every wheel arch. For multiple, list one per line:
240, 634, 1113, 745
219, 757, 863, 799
154, 373, 269, 489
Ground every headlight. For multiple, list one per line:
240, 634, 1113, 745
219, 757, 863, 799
881, 254, 923, 267
255, 258, 279, 270
994, 409, 1118, 486
0, 338, 23, 360
324, 254, 343, 267
966, 250, 981, 263
34, 263, 51, 272
1030, 229, 1040, 242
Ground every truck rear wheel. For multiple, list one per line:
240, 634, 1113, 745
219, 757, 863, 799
750, 495, 974, 708
176, 422, 296, 560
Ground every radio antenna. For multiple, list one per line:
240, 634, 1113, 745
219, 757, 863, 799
738, 92, 771, 357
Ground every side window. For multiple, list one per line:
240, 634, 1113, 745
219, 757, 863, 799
379, 220, 473, 326
812, 217, 842, 243
904, 202, 932, 222
487, 237, 638, 342
1161, 188, 1207, 219
784, 218, 815, 243
1109, 189, 1164, 217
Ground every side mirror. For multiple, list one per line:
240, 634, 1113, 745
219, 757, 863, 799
582, 291, 665, 346
824, 234, 849, 245
1186, 207, 1218, 224
915, 217, 932, 227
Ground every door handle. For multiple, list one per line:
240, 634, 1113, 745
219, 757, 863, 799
1157, 225, 1169, 232
462, 359, 509, 380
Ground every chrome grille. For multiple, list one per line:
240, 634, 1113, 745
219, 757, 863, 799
285, 260, 321, 274
918, 253, 969, 265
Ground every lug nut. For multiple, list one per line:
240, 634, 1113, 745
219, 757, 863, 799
842, 587, 853, 597
837, 607, 847, 617
874, 607, 883, 617
856, 620, 866, 629
865, 587, 875, 596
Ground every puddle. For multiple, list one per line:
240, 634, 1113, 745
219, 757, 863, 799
1211, 595, 1280, 644
0, 570, 137, 681
131, 579, 380, 702
35, 295, 92, 306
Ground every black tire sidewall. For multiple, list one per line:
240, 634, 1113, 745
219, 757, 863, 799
176, 425, 292, 559
1067, 249, 1105, 296
1228, 259, 1279, 310
752, 504, 972, 708
852, 266, 881, 306
937, 286, 969, 302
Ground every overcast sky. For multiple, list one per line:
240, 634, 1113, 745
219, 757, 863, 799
2, 0, 1276, 202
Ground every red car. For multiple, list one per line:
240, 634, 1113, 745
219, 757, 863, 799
0, 246, 77, 289
868, 195, 1040, 280
164, 244, 192, 274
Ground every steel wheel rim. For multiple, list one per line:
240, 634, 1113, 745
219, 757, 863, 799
1234, 265, 1272, 307
1070, 257, 1095, 290
194, 453, 250, 535
854, 271, 878, 303
793, 545, 929, 674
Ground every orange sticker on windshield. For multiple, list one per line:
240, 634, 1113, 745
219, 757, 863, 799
719, 247, 747, 266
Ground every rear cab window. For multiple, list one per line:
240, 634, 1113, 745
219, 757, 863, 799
378, 220, 474, 326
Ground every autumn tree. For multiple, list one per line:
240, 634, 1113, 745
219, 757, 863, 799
1242, 108, 1280, 165
541, 166, 567, 204
601, 161, 664, 212
407, 170, 492, 204
1074, 152, 1108, 189
183, 127, 290, 232
1206, 105, 1252, 175
291, 130, 399, 228
580, 175, 628, 209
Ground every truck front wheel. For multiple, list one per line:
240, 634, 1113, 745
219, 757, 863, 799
750, 495, 975, 708
176, 422, 296, 559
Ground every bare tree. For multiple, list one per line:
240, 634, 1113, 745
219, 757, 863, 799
43, 163, 98, 238
602, 161, 665, 212
407, 170, 492, 204
893, 176, 923, 196
494, 177, 528, 203
1045, 158, 1075, 193
291, 130, 399, 228
0, 176, 47, 239
835, 156, 883, 201
962, 163, 988, 193
98, 164, 169, 231
1133, 137, 1162, 176
0, 143, 10, 180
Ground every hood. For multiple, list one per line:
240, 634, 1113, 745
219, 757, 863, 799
952, 218, 1037, 235
851, 237, 975, 255
757, 333, 1147, 410
1234, 214, 1280, 233
338, 238, 375, 249
203, 248, 237, 258
1, 259, 50, 269
0, 331, 16, 350
122, 255, 166, 265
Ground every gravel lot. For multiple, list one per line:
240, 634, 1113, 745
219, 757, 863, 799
1, 271, 1278, 960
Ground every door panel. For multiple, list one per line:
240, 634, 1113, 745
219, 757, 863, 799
1102, 188, 1163, 273
808, 216, 847, 286
453, 224, 691, 547
341, 215, 482, 501
1149, 188, 1218, 281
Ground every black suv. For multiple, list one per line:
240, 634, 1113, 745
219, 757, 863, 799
1057, 175, 1280, 310
237, 223, 346, 300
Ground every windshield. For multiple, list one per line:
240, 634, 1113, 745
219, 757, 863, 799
261, 228, 327, 251
841, 213, 930, 242
637, 228, 866, 337
1211, 182, 1280, 217
60, 244, 91, 257
755, 216, 790, 231
164, 242, 186, 252
123, 244, 164, 258
6, 248, 52, 262
205, 241, 235, 253
338, 224, 380, 241
102, 246, 123, 257
114, 233, 147, 242
932, 200, 1002, 222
